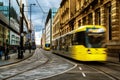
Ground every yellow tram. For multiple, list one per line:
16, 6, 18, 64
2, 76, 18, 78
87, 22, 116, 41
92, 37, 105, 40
52, 25, 107, 61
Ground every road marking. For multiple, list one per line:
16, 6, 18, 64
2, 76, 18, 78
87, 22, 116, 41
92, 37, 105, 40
82, 72, 86, 77
79, 67, 82, 70
37, 55, 78, 80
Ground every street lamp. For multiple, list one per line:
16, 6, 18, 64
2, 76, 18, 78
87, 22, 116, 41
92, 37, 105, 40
29, 3, 36, 53
18, 4, 24, 59
8, 0, 11, 45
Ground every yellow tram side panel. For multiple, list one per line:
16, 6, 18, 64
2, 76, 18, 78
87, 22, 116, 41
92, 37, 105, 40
69, 45, 107, 61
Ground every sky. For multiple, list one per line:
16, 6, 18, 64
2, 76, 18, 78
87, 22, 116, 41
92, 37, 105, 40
28, 0, 61, 45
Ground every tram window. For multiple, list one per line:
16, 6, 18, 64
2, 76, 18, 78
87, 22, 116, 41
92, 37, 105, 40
72, 32, 86, 45
67, 34, 72, 46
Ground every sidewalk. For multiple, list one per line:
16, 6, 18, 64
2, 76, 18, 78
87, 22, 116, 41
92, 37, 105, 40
0, 50, 34, 67
107, 56, 120, 64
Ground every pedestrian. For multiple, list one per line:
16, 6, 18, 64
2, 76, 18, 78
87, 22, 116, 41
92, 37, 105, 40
17, 46, 21, 59
4, 45, 9, 60
29, 43, 31, 53
23, 46, 26, 53
0, 46, 3, 59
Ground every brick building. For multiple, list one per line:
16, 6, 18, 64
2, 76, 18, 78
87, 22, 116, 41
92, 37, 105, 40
57, 0, 120, 58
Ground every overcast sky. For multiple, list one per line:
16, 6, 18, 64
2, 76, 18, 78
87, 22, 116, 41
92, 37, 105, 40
28, 0, 61, 45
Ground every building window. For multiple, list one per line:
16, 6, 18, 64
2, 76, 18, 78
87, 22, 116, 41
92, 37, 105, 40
12, 35, 15, 39
76, 0, 81, 11
108, 6, 112, 40
105, 3, 112, 40
83, 17, 86, 25
88, 13, 93, 25
119, 1, 120, 28
95, 8, 101, 25
78, 20, 81, 27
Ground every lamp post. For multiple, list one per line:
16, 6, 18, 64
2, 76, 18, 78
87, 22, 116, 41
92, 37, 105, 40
8, 0, 11, 45
29, 3, 36, 53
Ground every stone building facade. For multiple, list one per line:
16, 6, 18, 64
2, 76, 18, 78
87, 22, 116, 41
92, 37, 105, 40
45, 8, 57, 48
52, 9, 60, 40
41, 32, 46, 49
58, 0, 120, 57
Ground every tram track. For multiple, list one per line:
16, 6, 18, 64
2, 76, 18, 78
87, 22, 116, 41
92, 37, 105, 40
84, 62, 120, 80
1, 49, 50, 80
53, 52, 120, 80
105, 61, 120, 66
87, 65, 119, 80
2, 49, 76, 80
3, 60, 49, 80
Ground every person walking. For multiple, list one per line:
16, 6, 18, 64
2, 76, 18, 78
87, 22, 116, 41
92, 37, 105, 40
4, 45, 9, 60
29, 43, 31, 53
17, 46, 21, 59
0, 46, 3, 59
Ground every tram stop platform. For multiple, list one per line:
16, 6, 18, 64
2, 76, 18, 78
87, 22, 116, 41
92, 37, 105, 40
0, 50, 34, 67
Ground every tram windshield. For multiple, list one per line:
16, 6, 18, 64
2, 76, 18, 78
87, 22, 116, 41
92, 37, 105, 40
72, 28, 105, 48
86, 28, 106, 48
45, 44, 50, 47
86, 33, 105, 48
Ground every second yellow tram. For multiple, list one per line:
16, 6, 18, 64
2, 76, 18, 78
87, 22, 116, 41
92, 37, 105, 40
44, 43, 51, 51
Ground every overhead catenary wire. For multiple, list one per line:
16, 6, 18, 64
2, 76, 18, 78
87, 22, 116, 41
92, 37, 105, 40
35, 0, 48, 14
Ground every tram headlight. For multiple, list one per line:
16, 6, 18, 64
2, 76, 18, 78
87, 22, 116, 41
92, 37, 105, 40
87, 49, 91, 54
103, 49, 108, 54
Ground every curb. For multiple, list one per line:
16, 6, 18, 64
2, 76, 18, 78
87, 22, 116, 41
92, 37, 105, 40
0, 51, 34, 67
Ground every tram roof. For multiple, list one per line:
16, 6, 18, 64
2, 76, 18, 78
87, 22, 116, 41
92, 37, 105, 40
71, 25, 106, 34
52, 25, 106, 41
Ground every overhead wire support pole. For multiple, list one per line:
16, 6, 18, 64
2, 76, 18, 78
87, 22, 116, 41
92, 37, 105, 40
29, 4, 32, 53
19, 4, 24, 59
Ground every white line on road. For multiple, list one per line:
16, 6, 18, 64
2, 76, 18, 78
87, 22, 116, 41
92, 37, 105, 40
79, 67, 86, 77
79, 67, 82, 70
82, 72, 86, 77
